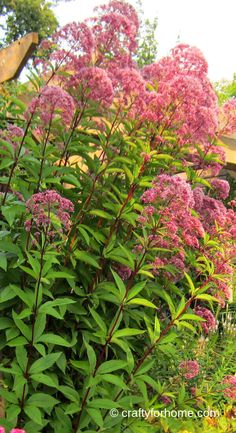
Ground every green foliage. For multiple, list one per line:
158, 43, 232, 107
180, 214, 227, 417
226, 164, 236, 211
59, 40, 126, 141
215, 73, 236, 103
0, 4, 235, 432
0, 0, 58, 45
135, 0, 158, 67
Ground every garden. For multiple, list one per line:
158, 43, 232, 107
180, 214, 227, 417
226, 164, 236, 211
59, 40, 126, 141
0, 1, 235, 432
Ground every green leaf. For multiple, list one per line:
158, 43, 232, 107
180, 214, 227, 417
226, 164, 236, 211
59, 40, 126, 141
10, 284, 34, 307
0, 388, 18, 404
97, 360, 127, 375
16, 346, 28, 371
101, 374, 128, 389
127, 281, 147, 301
37, 334, 74, 347
89, 399, 120, 409
111, 269, 126, 298
59, 386, 80, 403
180, 314, 205, 322
27, 393, 59, 409
70, 360, 90, 373
24, 405, 43, 425
154, 315, 160, 339
89, 209, 113, 220
12, 310, 31, 340
127, 298, 157, 309
112, 328, 145, 339
195, 294, 220, 302
74, 250, 101, 269
29, 352, 62, 374
86, 407, 103, 428
0, 252, 7, 271
7, 336, 28, 347
84, 339, 97, 372
89, 308, 107, 334
6, 404, 21, 421
0, 318, 13, 330
184, 272, 196, 294
31, 373, 58, 388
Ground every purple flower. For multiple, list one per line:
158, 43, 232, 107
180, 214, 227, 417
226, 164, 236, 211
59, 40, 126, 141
194, 307, 217, 333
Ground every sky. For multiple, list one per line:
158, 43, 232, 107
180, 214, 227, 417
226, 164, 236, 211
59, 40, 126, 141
53, 0, 236, 83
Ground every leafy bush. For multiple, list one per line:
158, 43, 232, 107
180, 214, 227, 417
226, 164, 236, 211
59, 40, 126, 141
0, 1, 235, 432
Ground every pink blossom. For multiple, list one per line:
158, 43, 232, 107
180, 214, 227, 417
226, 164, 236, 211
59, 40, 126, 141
10, 430, 26, 433
142, 44, 218, 143
219, 99, 236, 135
0, 427, 5, 433
222, 375, 236, 400
92, 1, 139, 67
179, 360, 200, 379
160, 395, 172, 405
114, 264, 132, 280
25, 86, 75, 126
210, 178, 230, 200
69, 67, 114, 107
0, 124, 24, 153
25, 190, 74, 235
194, 307, 217, 333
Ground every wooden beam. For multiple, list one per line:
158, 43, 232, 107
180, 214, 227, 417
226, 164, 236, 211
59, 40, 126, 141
0, 33, 39, 84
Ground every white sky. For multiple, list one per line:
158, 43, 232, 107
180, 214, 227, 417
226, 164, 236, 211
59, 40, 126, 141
53, 0, 236, 82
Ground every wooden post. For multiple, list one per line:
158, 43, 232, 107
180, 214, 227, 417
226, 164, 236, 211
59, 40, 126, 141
0, 32, 39, 83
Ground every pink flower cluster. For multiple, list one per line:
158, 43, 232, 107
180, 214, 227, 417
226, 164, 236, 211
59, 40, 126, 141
92, 0, 139, 67
69, 67, 114, 107
142, 44, 218, 143
192, 186, 235, 305
139, 175, 205, 280
25, 190, 74, 236
222, 375, 236, 400
25, 86, 75, 126
219, 98, 236, 135
114, 264, 132, 280
0, 124, 24, 153
0, 429, 25, 433
179, 360, 200, 379
194, 307, 217, 333
210, 178, 230, 200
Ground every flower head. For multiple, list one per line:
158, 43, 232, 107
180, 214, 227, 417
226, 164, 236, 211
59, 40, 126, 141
210, 178, 230, 200
222, 375, 236, 400
25, 190, 74, 237
69, 67, 114, 107
194, 307, 217, 333
25, 86, 75, 126
179, 360, 200, 379
0, 124, 24, 154
10, 430, 26, 433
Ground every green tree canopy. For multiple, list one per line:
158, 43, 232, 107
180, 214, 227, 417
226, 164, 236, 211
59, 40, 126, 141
0, 0, 58, 46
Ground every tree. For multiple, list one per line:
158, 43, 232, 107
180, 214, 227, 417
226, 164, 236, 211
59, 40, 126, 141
135, 0, 158, 67
215, 73, 236, 103
0, 0, 58, 46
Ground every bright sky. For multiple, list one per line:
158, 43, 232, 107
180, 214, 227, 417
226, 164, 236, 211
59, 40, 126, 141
54, 0, 236, 83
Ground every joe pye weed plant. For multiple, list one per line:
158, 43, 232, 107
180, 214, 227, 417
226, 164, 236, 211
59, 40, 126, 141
0, 1, 235, 432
